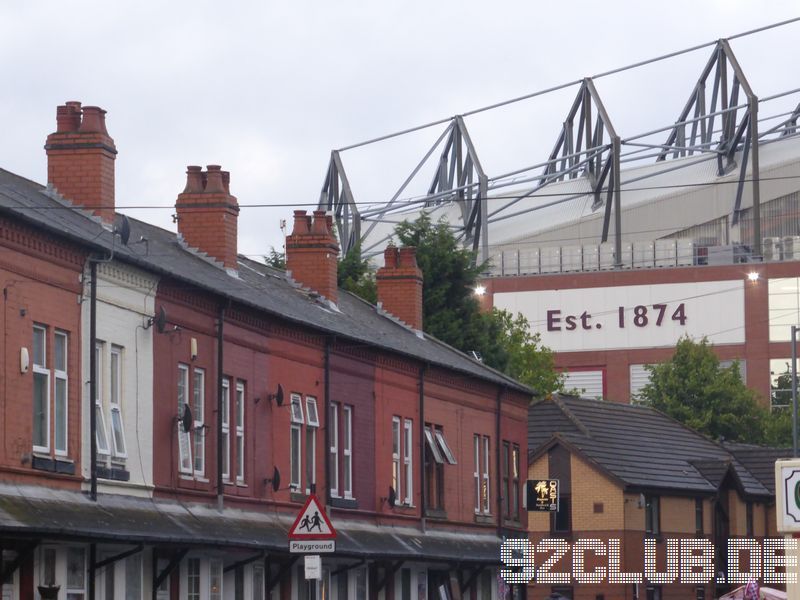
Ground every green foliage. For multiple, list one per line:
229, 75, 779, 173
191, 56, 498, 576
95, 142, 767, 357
264, 247, 286, 270
394, 213, 561, 394
637, 335, 789, 446
489, 309, 564, 395
337, 243, 377, 304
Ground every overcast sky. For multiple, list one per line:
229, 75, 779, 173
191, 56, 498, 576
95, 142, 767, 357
1, 2, 798, 259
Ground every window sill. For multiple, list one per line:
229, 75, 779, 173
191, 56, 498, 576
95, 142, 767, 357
424, 508, 448, 520
330, 497, 358, 510
96, 465, 130, 482
474, 514, 494, 525
32, 455, 75, 475
290, 491, 307, 504
392, 503, 415, 513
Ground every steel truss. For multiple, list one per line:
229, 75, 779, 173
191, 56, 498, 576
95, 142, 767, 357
319, 37, 800, 265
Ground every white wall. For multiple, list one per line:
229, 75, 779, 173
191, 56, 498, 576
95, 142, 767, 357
494, 280, 745, 353
81, 261, 158, 496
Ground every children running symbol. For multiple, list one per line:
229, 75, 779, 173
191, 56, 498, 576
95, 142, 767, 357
299, 511, 323, 532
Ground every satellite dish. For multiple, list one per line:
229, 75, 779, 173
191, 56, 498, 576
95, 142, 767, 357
180, 403, 193, 433
155, 306, 168, 334
271, 466, 281, 492
388, 486, 397, 508
274, 384, 284, 407
114, 215, 131, 246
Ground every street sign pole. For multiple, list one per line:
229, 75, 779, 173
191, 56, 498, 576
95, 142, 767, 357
793, 325, 798, 457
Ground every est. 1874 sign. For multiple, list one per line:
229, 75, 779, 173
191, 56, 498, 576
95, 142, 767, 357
526, 480, 559, 512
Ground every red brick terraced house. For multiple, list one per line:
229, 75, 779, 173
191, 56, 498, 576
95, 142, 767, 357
0, 102, 531, 600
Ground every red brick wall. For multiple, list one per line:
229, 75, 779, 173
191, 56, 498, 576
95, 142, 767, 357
0, 216, 86, 488
483, 262, 800, 404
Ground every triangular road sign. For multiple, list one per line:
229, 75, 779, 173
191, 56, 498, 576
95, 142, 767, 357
288, 494, 337, 540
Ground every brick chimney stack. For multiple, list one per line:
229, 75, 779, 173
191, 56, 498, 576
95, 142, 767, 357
175, 165, 240, 271
377, 245, 423, 331
45, 102, 118, 223
285, 210, 340, 304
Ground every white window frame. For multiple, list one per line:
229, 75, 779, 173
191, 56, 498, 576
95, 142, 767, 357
434, 428, 456, 465
235, 381, 245, 482
109, 345, 127, 459
305, 396, 318, 494
482, 435, 491, 514
51, 330, 69, 457
253, 564, 265, 600
177, 364, 193, 474
95, 343, 111, 456
186, 557, 201, 600
209, 559, 222, 600
124, 553, 143, 600
343, 405, 353, 499
290, 423, 302, 491
290, 393, 304, 424
305, 423, 316, 495
329, 402, 339, 497
306, 396, 319, 427
473, 434, 481, 513
192, 368, 205, 477
403, 418, 413, 505
221, 378, 231, 481
392, 417, 401, 503
32, 325, 50, 454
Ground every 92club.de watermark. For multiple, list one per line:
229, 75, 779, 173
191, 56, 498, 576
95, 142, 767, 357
501, 538, 798, 585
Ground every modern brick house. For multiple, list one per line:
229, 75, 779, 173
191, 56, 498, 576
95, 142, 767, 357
0, 102, 531, 600
526, 395, 785, 600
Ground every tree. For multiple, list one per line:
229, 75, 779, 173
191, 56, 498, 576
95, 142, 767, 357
395, 213, 562, 394
337, 242, 377, 304
637, 335, 789, 445
264, 247, 285, 270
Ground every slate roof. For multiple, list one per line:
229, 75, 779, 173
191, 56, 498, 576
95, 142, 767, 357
723, 442, 792, 495
529, 395, 772, 497
0, 168, 531, 395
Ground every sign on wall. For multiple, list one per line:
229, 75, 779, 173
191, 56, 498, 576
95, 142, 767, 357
494, 280, 745, 353
526, 479, 559, 512
776, 459, 800, 532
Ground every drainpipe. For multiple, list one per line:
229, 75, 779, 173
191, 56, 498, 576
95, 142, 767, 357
89, 261, 98, 502
495, 387, 504, 540
217, 304, 225, 511
418, 364, 427, 533
324, 337, 332, 503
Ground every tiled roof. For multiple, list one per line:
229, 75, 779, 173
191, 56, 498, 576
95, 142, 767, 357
0, 168, 531, 395
723, 442, 792, 495
529, 395, 771, 497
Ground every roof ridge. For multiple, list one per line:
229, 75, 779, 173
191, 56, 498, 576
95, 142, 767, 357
551, 395, 591, 437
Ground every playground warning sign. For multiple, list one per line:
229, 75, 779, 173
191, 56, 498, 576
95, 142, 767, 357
288, 494, 337, 541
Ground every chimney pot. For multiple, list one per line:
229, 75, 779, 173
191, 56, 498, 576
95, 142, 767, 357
312, 210, 329, 235
78, 106, 108, 135
56, 103, 82, 132
292, 210, 310, 235
184, 166, 204, 193
383, 245, 399, 268
205, 165, 225, 193
221, 171, 231, 194
399, 246, 418, 268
